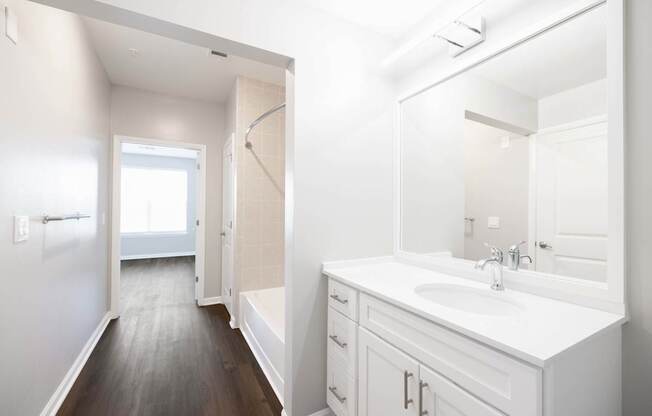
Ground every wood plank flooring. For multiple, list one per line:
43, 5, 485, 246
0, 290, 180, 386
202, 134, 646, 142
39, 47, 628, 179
58, 257, 282, 416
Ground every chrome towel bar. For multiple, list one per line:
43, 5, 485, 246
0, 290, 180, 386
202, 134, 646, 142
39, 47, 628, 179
42, 213, 91, 224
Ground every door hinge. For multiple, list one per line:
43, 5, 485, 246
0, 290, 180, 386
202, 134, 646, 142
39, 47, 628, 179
229, 288, 232, 296
197, 163, 200, 170
196, 219, 200, 226
195, 276, 199, 283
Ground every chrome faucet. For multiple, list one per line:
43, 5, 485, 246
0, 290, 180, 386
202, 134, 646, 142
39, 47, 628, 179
507, 241, 533, 271
475, 244, 504, 291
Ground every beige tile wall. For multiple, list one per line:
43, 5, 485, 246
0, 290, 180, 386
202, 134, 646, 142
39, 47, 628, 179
235, 77, 285, 292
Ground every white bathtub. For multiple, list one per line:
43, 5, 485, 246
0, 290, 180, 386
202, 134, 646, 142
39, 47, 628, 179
239, 286, 285, 405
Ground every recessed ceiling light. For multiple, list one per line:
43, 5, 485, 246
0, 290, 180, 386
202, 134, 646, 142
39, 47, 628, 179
128, 48, 139, 57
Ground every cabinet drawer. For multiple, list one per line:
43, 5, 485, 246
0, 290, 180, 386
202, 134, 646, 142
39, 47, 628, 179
328, 307, 357, 376
327, 353, 357, 416
328, 279, 358, 322
359, 293, 541, 416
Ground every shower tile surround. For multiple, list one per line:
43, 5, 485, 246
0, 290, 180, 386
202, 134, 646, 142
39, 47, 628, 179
235, 77, 285, 291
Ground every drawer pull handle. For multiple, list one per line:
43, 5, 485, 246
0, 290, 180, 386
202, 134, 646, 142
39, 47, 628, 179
329, 334, 348, 349
330, 294, 349, 304
404, 371, 414, 409
329, 386, 347, 403
419, 380, 429, 415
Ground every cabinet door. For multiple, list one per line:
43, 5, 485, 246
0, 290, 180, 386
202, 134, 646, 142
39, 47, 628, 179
419, 365, 503, 416
358, 327, 419, 416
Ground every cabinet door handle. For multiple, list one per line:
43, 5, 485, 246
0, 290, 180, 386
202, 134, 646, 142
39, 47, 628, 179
404, 371, 414, 409
329, 334, 347, 349
419, 381, 429, 415
329, 386, 346, 403
330, 294, 348, 304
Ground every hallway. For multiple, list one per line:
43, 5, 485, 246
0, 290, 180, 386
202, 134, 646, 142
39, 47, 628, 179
57, 257, 282, 416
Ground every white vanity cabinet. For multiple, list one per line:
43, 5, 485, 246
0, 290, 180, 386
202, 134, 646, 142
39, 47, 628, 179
325, 274, 623, 416
358, 327, 419, 416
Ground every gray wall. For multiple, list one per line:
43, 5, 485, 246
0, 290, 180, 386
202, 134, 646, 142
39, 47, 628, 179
0, 1, 111, 414
623, 0, 652, 414
111, 86, 225, 298
463, 121, 530, 261
120, 153, 197, 259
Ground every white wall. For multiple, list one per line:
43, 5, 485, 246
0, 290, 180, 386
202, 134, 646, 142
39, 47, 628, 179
466, 75, 538, 133
0, 1, 111, 414
120, 153, 197, 259
111, 86, 225, 298
401, 77, 466, 255
538, 79, 607, 129
623, 0, 652, 414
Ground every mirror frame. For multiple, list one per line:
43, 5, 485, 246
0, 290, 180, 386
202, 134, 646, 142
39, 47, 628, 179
393, 0, 625, 315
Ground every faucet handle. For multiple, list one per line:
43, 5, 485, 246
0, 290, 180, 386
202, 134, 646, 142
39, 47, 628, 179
483, 243, 503, 260
508, 241, 527, 252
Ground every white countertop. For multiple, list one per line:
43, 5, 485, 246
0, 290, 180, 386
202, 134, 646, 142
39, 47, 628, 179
322, 258, 625, 367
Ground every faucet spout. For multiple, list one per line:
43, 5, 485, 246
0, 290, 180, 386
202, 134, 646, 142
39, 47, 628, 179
476, 244, 505, 291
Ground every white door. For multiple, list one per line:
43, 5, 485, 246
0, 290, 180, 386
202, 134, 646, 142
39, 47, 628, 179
358, 327, 419, 416
534, 118, 608, 281
419, 365, 503, 416
221, 135, 235, 314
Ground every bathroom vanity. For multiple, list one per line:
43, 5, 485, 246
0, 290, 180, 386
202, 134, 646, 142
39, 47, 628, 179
322, 1, 626, 415
323, 258, 624, 416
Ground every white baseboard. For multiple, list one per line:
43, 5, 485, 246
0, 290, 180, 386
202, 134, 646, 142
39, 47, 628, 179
120, 251, 195, 260
309, 409, 334, 416
229, 317, 238, 329
197, 296, 222, 306
281, 408, 333, 416
39, 312, 113, 416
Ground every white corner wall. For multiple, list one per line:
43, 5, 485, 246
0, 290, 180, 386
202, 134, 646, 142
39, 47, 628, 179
623, 0, 652, 414
538, 79, 607, 129
0, 1, 111, 414
110, 86, 225, 298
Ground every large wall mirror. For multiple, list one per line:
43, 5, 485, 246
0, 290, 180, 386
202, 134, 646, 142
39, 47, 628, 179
398, 2, 624, 310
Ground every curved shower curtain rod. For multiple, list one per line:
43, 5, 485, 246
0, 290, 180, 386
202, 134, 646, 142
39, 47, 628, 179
244, 102, 286, 149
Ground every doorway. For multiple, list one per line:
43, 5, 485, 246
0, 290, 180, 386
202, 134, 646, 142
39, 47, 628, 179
110, 136, 207, 316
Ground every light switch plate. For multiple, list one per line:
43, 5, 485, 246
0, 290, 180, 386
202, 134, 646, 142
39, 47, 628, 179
14, 215, 29, 243
5, 6, 18, 44
487, 216, 500, 229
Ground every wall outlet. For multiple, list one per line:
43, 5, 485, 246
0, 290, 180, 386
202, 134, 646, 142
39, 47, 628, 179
14, 215, 29, 243
487, 216, 500, 229
5, 6, 18, 44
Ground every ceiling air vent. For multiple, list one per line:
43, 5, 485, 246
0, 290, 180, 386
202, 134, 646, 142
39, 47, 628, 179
209, 49, 228, 58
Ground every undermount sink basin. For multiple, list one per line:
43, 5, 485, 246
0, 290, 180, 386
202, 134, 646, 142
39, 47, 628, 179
414, 284, 524, 317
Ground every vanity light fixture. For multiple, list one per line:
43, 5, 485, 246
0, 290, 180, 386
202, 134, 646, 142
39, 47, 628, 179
434, 15, 485, 57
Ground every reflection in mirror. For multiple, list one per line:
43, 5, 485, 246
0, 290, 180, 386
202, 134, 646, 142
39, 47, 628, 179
400, 5, 607, 282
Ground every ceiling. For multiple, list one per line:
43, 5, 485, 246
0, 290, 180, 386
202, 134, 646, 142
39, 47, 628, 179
82, 17, 285, 104
471, 5, 606, 99
296, 0, 449, 38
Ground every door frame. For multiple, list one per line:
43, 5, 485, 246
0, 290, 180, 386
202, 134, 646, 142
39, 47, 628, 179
221, 133, 236, 318
110, 135, 207, 318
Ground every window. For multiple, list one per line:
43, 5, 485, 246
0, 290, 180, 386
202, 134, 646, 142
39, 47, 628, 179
121, 167, 188, 234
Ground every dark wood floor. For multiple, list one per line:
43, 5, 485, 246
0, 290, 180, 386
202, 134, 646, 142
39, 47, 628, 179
58, 257, 282, 416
